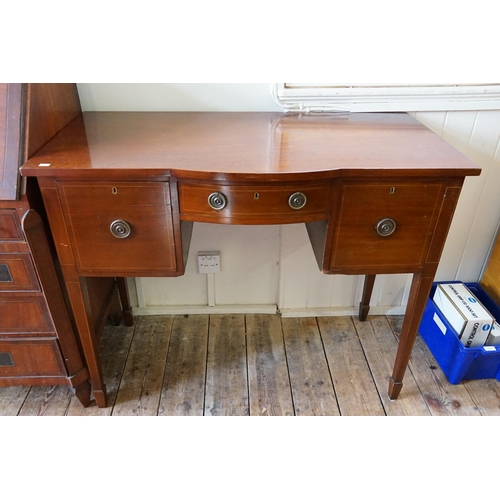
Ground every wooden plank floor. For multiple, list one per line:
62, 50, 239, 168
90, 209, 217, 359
2, 313, 500, 416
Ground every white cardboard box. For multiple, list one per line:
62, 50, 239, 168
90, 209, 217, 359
433, 283, 494, 347
485, 321, 500, 346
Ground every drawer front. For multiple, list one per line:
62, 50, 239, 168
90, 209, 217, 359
179, 182, 331, 224
329, 183, 442, 270
0, 253, 40, 291
0, 210, 23, 241
0, 295, 54, 335
58, 182, 179, 275
0, 338, 67, 377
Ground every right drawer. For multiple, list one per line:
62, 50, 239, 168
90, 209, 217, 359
328, 182, 442, 271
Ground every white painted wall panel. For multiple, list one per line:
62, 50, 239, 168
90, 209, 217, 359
75, 84, 500, 316
415, 111, 500, 283
278, 223, 320, 310
138, 223, 280, 308
210, 224, 280, 305
426, 111, 479, 280
454, 112, 500, 280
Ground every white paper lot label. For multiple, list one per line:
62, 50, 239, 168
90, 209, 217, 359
433, 312, 447, 335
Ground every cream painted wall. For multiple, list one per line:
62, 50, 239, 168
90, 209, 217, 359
77, 83, 282, 112
76, 84, 500, 316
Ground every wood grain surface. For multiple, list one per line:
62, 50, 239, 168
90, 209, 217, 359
21, 112, 480, 180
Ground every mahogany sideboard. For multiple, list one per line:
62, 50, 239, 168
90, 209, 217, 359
20, 110, 481, 408
1, 84, 122, 407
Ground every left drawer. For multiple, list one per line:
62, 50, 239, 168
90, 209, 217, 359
0, 254, 40, 291
57, 181, 180, 276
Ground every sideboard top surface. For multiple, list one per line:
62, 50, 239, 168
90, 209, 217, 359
20, 111, 481, 181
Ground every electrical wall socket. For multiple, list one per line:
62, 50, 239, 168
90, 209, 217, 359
197, 251, 221, 273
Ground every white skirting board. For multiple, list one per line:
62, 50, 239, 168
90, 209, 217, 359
131, 304, 407, 317
132, 304, 278, 316
278, 305, 407, 318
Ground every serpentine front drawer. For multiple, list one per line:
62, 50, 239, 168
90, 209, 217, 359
57, 181, 180, 276
179, 182, 331, 224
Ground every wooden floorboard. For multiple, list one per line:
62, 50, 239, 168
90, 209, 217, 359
353, 315, 431, 416
318, 316, 385, 416
282, 317, 340, 416
3, 313, 500, 416
204, 315, 248, 416
18, 385, 73, 416
247, 314, 294, 416
158, 315, 209, 416
112, 315, 172, 416
387, 316, 481, 416
462, 379, 500, 415
0, 386, 30, 416
67, 321, 135, 416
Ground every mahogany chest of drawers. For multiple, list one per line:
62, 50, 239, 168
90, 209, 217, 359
1, 84, 123, 406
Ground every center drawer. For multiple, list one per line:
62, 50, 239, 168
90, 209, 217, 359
179, 182, 331, 224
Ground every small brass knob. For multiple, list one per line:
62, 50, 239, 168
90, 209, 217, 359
375, 218, 396, 237
288, 192, 307, 210
208, 192, 227, 210
110, 219, 132, 238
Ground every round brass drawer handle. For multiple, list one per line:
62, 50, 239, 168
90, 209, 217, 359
375, 217, 396, 237
110, 219, 132, 238
208, 192, 228, 210
288, 192, 307, 210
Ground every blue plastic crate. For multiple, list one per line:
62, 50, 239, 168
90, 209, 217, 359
418, 281, 500, 384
